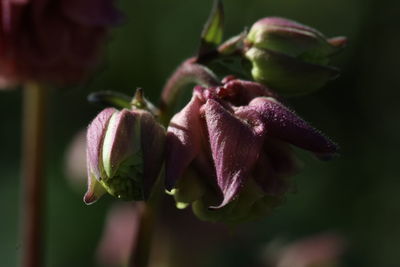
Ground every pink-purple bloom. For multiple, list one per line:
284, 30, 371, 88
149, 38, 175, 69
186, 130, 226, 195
166, 77, 338, 222
0, 0, 121, 86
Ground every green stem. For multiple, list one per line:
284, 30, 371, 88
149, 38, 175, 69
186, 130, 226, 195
159, 57, 220, 125
20, 83, 47, 267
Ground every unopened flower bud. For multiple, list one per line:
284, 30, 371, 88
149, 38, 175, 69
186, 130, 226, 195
84, 107, 165, 204
244, 17, 346, 95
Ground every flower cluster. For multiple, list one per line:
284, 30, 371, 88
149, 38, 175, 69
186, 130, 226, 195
83, 7, 344, 223
165, 78, 337, 222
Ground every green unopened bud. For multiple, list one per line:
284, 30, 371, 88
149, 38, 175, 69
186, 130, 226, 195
244, 17, 346, 95
84, 107, 165, 204
245, 47, 339, 96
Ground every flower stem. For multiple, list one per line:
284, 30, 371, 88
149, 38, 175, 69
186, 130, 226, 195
127, 166, 166, 267
128, 202, 154, 267
159, 57, 220, 125
20, 83, 47, 267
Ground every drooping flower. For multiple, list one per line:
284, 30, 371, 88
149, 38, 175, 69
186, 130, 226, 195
244, 17, 347, 96
84, 107, 165, 204
64, 129, 87, 189
0, 0, 121, 87
166, 77, 338, 222
96, 203, 141, 267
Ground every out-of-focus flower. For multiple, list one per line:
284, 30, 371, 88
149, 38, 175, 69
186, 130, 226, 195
64, 129, 87, 189
0, 0, 121, 87
96, 203, 141, 267
262, 233, 345, 267
244, 17, 347, 96
84, 107, 165, 204
166, 77, 338, 222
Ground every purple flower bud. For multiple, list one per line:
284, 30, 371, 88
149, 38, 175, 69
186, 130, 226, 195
0, 0, 121, 87
84, 108, 165, 204
166, 78, 337, 222
244, 17, 346, 96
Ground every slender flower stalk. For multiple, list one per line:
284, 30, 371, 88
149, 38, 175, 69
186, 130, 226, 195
160, 58, 220, 125
128, 202, 154, 267
20, 83, 47, 267
127, 166, 164, 267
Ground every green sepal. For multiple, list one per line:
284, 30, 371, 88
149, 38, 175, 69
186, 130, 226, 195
218, 31, 246, 55
100, 153, 145, 201
198, 0, 224, 58
204, 54, 252, 80
192, 179, 283, 224
171, 170, 206, 209
245, 47, 339, 96
130, 88, 160, 116
88, 91, 131, 109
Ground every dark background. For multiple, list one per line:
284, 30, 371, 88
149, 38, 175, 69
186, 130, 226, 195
1, 0, 400, 266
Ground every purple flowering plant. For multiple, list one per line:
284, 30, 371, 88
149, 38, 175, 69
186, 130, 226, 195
0, 0, 347, 265
81, 0, 345, 264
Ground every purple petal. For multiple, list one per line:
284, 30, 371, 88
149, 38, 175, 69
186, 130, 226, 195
248, 97, 338, 158
139, 111, 166, 198
221, 79, 277, 105
86, 107, 116, 180
327, 36, 347, 49
165, 95, 203, 190
102, 109, 141, 178
203, 99, 265, 208
253, 138, 300, 196
83, 172, 106, 205
262, 138, 301, 177
254, 17, 323, 37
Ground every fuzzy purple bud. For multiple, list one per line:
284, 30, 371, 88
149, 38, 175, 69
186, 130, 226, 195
84, 108, 165, 204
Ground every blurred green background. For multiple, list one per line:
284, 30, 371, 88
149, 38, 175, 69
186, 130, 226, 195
1, 0, 400, 266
